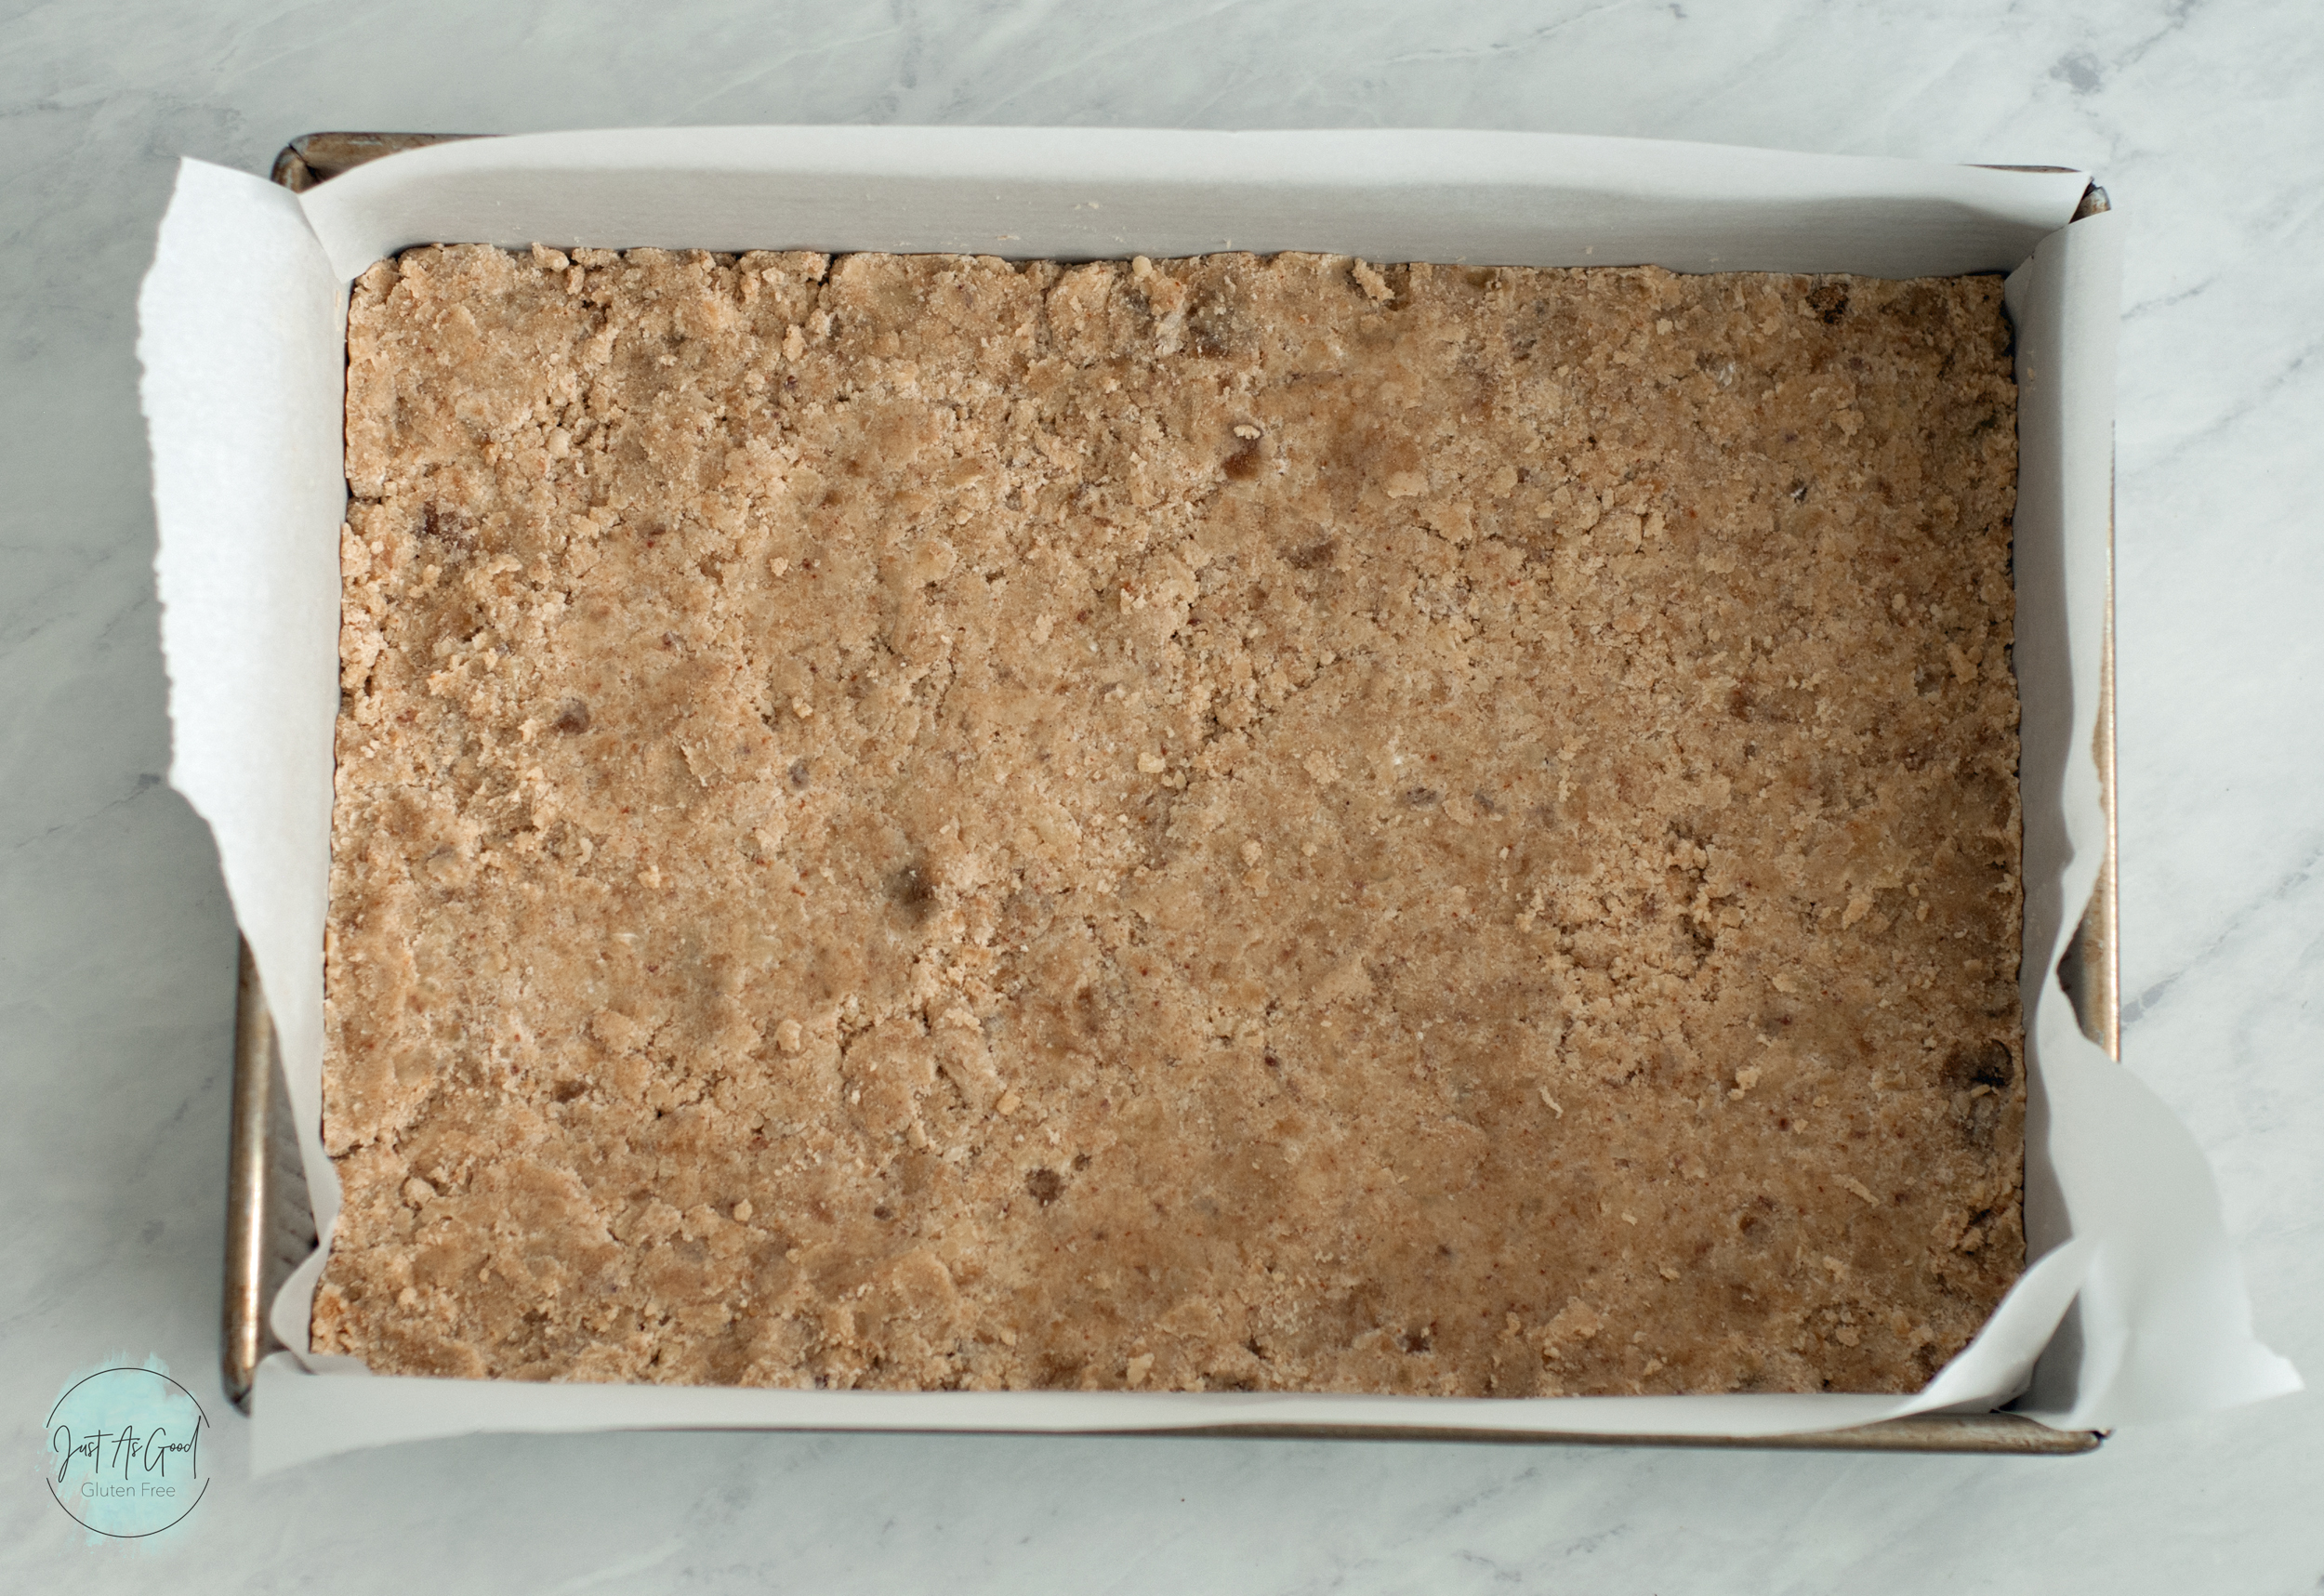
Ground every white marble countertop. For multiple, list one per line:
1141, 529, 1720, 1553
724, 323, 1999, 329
5, 1, 2318, 1588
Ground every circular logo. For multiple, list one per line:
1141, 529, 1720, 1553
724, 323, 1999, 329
46, 1365, 209, 1538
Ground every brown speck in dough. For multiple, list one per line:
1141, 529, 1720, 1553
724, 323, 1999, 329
320, 244, 2023, 1398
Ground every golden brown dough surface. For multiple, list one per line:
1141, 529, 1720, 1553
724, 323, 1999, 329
317, 244, 2023, 1395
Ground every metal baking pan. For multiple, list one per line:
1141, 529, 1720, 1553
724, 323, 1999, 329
222, 131, 2116, 1456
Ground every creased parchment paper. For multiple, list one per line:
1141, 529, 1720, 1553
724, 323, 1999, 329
135, 129, 2296, 1472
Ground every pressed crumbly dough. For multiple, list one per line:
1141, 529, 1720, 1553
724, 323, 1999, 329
316, 244, 2025, 1396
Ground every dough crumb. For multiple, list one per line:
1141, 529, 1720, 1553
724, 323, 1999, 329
321, 245, 2024, 1399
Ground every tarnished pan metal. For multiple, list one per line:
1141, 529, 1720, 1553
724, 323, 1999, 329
222, 938, 317, 1408
270, 131, 483, 192
221, 133, 2115, 1455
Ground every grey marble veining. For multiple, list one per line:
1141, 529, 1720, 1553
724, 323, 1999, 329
5, 0, 2320, 1588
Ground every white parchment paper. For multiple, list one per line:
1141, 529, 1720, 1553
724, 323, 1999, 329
140, 161, 350, 1257
296, 127, 2086, 282
133, 129, 2297, 1472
